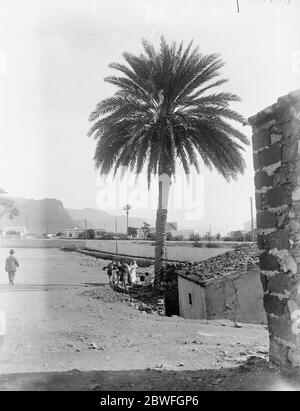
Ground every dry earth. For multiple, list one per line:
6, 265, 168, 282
0, 248, 299, 391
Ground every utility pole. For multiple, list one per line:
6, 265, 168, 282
85, 218, 88, 246
115, 216, 118, 255
209, 224, 212, 242
123, 204, 132, 236
250, 196, 255, 243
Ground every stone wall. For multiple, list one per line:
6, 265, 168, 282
249, 90, 300, 367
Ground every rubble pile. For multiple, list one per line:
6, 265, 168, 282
180, 244, 259, 282
82, 284, 166, 316
81, 286, 131, 303
128, 285, 165, 316
83, 244, 259, 318
159, 263, 182, 291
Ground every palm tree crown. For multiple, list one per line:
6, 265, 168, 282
88, 37, 249, 184
89, 37, 249, 281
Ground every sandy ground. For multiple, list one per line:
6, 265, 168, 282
0, 248, 299, 391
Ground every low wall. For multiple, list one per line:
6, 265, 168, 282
86, 240, 231, 263
178, 268, 266, 325
79, 249, 154, 267
0, 238, 86, 248
0, 237, 232, 264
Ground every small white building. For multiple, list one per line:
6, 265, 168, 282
56, 228, 83, 238
178, 267, 266, 324
136, 228, 146, 239
135, 222, 179, 239
56, 228, 105, 239
2, 226, 27, 238
172, 229, 199, 239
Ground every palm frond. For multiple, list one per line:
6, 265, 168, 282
88, 37, 248, 184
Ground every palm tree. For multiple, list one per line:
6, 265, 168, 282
123, 204, 132, 235
0, 190, 19, 221
88, 37, 249, 283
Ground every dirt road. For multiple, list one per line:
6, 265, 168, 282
0, 248, 299, 391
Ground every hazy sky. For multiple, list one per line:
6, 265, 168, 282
1, 0, 299, 234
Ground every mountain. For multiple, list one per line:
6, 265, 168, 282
1, 198, 74, 235
0, 195, 243, 236
67, 208, 154, 233
0, 197, 154, 234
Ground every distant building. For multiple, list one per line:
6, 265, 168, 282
56, 228, 84, 238
134, 223, 198, 240
166, 222, 178, 231
136, 228, 146, 239
172, 229, 199, 240
228, 230, 246, 240
94, 229, 106, 238
244, 219, 257, 232
134, 226, 155, 240
135, 222, 179, 239
56, 228, 105, 239
2, 226, 27, 238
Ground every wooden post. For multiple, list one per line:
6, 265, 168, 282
115, 216, 118, 255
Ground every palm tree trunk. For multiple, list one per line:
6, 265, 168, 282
154, 174, 171, 285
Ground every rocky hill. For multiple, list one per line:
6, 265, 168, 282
67, 207, 153, 233
0, 198, 154, 235
1, 198, 74, 235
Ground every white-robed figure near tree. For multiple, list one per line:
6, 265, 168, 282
88, 37, 248, 285
129, 259, 138, 284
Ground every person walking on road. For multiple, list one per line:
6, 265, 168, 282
5, 249, 19, 285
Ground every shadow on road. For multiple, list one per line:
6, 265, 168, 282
0, 361, 299, 391
0, 283, 108, 291
110, 284, 165, 315
82, 283, 108, 287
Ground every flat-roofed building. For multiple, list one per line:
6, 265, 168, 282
56, 228, 105, 239
2, 226, 27, 238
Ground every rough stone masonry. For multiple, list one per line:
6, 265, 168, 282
249, 90, 300, 367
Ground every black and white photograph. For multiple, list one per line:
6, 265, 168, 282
0, 0, 300, 393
